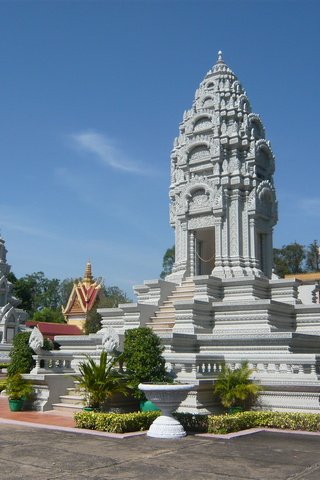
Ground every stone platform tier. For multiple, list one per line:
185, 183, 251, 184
27, 274, 320, 414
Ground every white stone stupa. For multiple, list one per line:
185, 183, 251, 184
0, 237, 27, 357
51, 52, 320, 413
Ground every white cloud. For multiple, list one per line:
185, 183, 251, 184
69, 130, 151, 175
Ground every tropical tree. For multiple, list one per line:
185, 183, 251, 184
32, 307, 65, 324
273, 242, 306, 277
306, 240, 320, 272
160, 246, 175, 279
282, 242, 305, 274
273, 248, 289, 277
213, 361, 261, 410
99, 286, 131, 308
84, 304, 102, 335
74, 351, 128, 410
11, 272, 62, 315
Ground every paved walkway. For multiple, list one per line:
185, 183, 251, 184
0, 397, 76, 428
1, 397, 320, 479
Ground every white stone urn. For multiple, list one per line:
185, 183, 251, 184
138, 383, 195, 439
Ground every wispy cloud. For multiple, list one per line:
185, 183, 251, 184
0, 208, 65, 243
68, 130, 152, 175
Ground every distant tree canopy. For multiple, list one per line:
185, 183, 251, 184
9, 272, 64, 316
160, 246, 175, 279
273, 240, 320, 277
306, 240, 320, 272
32, 307, 65, 324
9, 272, 131, 327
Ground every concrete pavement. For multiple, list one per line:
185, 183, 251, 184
1, 422, 320, 479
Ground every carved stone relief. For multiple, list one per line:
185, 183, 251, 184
29, 326, 44, 354
188, 215, 214, 229
188, 145, 211, 164
102, 326, 120, 353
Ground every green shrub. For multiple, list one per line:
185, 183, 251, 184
74, 411, 97, 430
208, 411, 320, 434
213, 361, 261, 410
174, 413, 208, 433
0, 379, 7, 392
74, 410, 160, 433
5, 373, 34, 400
8, 331, 52, 376
0, 362, 10, 369
123, 327, 170, 400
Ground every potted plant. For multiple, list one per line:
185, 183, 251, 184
213, 361, 261, 413
5, 373, 34, 412
123, 327, 171, 411
74, 350, 128, 411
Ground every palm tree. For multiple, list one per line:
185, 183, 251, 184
74, 351, 128, 410
213, 361, 261, 411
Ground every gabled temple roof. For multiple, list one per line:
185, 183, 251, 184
62, 262, 101, 317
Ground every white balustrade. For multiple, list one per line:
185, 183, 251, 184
188, 358, 319, 380
31, 352, 75, 374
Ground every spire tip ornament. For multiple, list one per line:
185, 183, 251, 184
83, 261, 93, 285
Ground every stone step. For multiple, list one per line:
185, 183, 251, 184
65, 387, 80, 396
148, 279, 195, 334
58, 395, 84, 406
162, 300, 175, 306
147, 326, 173, 333
168, 293, 194, 300
154, 305, 175, 312
147, 321, 174, 329
52, 403, 83, 414
153, 311, 176, 319
174, 285, 195, 292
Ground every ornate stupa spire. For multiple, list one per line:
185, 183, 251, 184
167, 51, 277, 283
217, 50, 223, 63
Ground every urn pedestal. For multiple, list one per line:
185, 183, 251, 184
138, 383, 195, 439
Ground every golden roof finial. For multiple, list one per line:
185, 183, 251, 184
83, 260, 93, 285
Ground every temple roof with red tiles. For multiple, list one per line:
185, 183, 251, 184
26, 321, 82, 340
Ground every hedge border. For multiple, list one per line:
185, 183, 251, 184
74, 411, 160, 433
74, 410, 320, 435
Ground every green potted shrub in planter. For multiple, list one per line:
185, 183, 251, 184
74, 350, 129, 411
5, 373, 34, 412
123, 327, 171, 411
213, 361, 261, 414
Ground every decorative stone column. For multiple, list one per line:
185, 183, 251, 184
189, 230, 195, 277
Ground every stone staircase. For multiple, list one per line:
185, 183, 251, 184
52, 383, 84, 414
146, 278, 195, 333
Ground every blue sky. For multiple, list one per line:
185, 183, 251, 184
0, 0, 319, 296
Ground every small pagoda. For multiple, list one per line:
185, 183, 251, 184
62, 262, 101, 331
